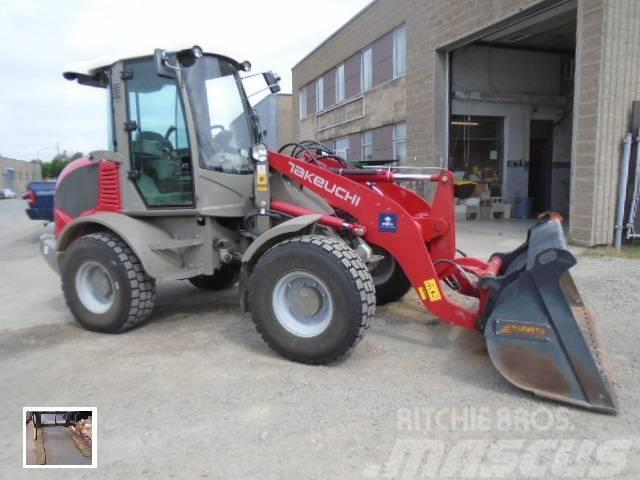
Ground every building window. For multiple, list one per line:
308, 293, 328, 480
316, 77, 324, 112
336, 64, 345, 103
362, 131, 373, 162
393, 25, 407, 78
299, 87, 307, 119
393, 122, 407, 163
361, 47, 372, 92
335, 136, 349, 160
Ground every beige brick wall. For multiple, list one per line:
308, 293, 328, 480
292, 0, 640, 246
0, 157, 42, 194
570, 0, 640, 245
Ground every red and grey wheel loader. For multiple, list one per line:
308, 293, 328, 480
41, 46, 616, 413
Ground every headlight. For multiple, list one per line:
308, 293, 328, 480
252, 144, 268, 162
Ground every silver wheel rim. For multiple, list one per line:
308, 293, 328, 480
272, 270, 333, 338
75, 260, 115, 314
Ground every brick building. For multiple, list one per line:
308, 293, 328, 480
292, 0, 640, 246
0, 156, 42, 194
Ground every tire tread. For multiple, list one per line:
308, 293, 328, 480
62, 232, 156, 332
250, 235, 376, 364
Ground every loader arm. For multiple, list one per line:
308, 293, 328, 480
268, 151, 484, 330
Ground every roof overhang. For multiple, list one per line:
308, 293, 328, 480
62, 46, 248, 88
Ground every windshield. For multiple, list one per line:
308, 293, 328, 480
183, 56, 255, 174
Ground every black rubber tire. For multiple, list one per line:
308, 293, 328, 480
188, 264, 239, 290
61, 232, 156, 333
370, 245, 411, 305
249, 235, 376, 364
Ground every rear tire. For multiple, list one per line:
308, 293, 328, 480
249, 235, 376, 364
188, 264, 239, 290
370, 245, 411, 305
62, 232, 156, 333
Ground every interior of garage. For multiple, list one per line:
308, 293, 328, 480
448, 1, 577, 219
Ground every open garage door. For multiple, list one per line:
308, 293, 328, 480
436, 0, 577, 219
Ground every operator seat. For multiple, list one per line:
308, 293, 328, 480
132, 131, 176, 193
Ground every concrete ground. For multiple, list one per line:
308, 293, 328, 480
0, 198, 638, 479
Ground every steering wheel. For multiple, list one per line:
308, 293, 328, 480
164, 126, 177, 142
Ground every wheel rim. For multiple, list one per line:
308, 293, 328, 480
272, 270, 333, 338
75, 260, 115, 314
370, 250, 395, 286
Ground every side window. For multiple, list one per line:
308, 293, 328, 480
393, 122, 407, 163
126, 60, 193, 207
362, 48, 372, 92
316, 77, 324, 112
336, 64, 345, 103
299, 87, 307, 119
393, 26, 407, 78
362, 131, 373, 162
335, 136, 349, 159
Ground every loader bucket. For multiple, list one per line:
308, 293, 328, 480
481, 219, 617, 413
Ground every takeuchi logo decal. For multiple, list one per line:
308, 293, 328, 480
288, 161, 361, 206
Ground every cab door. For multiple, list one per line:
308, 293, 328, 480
125, 59, 194, 208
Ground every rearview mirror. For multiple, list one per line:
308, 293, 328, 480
154, 49, 178, 78
263, 71, 281, 94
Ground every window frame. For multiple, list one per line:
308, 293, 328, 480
393, 122, 407, 163
316, 77, 324, 112
361, 47, 372, 92
393, 25, 407, 79
334, 136, 349, 159
299, 87, 307, 119
124, 59, 195, 209
361, 130, 373, 162
335, 64, 345, 104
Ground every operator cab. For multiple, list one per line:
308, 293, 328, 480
63, 46, 280, 212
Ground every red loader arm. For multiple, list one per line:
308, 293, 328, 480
268, 151, 488, 330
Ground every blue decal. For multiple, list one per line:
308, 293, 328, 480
378, 213, 398, 233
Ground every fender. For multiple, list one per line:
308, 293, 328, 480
239, 213, 322, 312
56, 212, 207, 280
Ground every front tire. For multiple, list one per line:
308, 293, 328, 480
249, 235, 376, 364
62, 232, 156, 333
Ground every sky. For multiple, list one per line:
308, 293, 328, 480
0, 0, 371, 161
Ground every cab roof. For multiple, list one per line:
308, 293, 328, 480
62, 46, 246, 88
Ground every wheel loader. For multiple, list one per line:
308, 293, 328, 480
41, 46, 617, 413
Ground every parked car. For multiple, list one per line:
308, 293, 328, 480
0, 188, 17, 199
25, 181, 56, 221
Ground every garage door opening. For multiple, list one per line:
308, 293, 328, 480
445, 0, 577, 219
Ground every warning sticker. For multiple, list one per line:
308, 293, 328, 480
423, 279, 442, 302
418, 286, 427, 301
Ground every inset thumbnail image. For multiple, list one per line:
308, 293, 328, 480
24, 408, 96, 468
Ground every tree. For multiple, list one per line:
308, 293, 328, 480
41, 151, 84, 179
